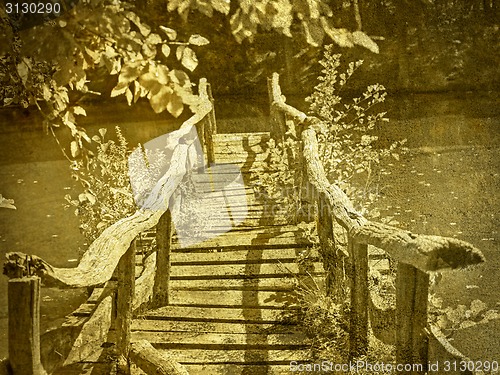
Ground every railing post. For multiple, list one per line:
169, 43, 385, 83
116, 239, 136, 371
204, 82, 216, 166
348, 238, 369, 359
153, 210, 173, 307
8, 276, 46, 375
316, 193, 350, 304
396, 263, 430, 374
267, 75, 286, 142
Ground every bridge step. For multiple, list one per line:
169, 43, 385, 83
180, 364, 299, 375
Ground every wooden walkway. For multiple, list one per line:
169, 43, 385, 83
50, 132, 394, 375
4, 75, 484, 375
130, 132, 319, 374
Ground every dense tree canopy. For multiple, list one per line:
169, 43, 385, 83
0, 0, 497, 158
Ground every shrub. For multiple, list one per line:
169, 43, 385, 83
65, 126, 136, 244
306, 46, 406, 217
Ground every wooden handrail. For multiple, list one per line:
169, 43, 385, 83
269, 73, 484, 273
2, 78, 215, 374
3, 80, 213, 289
268, 72, 486, 370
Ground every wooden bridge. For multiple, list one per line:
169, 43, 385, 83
1, 76, 486, 375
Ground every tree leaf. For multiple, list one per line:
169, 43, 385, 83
161, 44, 171, 58
70, 141, 79, 158
125, 87, 133, 105
16, 61, 29, 85
0, 195, 16, 210
188, 34, 210, 46
125, 11, 151, 36
149, 86, 173, 114
321, 18, 354, 48
146, 33, 162, 45
302, 19, 324, 47
169, 69, 190, 87
111, 81, 129, 97
73, 106, 87, 116
167, 92, 184, 117
351, 31, 379, 54
176, 45, 185, 61
86, 193, 96, 205
160, 26, 177, 40
133, 80, 141, 103
180, 47, 198, 71
210, 0, 230, 14
138, 72, 162, 93
119, 63, 142, 84
156, 64, 170, 85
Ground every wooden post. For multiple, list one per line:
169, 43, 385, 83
204, 83, 216, 166
396, 263, 430, 374
316, 194, 340, 300
153, 210, 172, 307
349, 238, 369, 359
116, 239, 136, 369
8, 276, 46, 375
196, 115, 206, 168
130, 340, 189, 375
267, 75, 286, 142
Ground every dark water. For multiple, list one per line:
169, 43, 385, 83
0, 93, 498, 360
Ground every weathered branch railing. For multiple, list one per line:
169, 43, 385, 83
268, 72, 486, 373
2, 79, 216, 374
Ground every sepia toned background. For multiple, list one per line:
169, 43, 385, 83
0, 0, 498, 368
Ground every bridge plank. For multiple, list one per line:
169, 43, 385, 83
169, 290, 301, 308
174, 225, 311, 249
140, 305, 292, 323
131, 331, 309, 348
171, 247, 317, 263
170, 277, 322, 292
170, 262, 324, 278
146, 349, 309, 364
131, 320, 293, 334
214, 132, 270, 143
182, 364, 296, 375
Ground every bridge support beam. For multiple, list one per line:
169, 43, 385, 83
116, 240, 136, 371
8, 276, 46, 375
396, 263, 429, 374
153, 210, 173, 307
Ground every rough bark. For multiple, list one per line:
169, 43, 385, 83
269, 73, 484, 273
153, 210, 172, 308
8, 277, 46, 375
133, 252, 157, 312
63, 295, 113, 366
130, 340, 189, 375
3, 89, 212, 288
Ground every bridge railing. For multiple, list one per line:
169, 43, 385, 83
268, 72, 485, 374
2, 79, 215, 375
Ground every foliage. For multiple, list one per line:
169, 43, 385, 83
0, 0, 208, 162
65, 126, 136, 243
428, 295, 500, 337
0, 194, 16, 210
306, 46, 406, 217
0, 0, 381, 165
288, 240, 394, 369
173, 173, 217, 243
256, 49, 406, 223
254, 136, 303, 222
152, 0, 379, 50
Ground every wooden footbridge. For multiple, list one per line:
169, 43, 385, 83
2, 75, 486, 375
